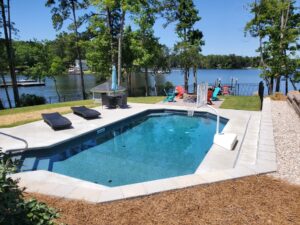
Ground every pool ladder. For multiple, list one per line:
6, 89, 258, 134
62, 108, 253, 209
0, 132, 28, 152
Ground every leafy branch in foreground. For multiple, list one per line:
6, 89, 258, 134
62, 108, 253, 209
0, 152, 59, 225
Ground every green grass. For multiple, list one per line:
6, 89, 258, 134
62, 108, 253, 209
0, 97, 164, 128
220, 96, 261, 111
128, 96, 165, 104
0, 100, 97, 116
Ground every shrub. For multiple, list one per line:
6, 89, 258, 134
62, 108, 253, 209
156, 81, 174, 95
19, 94, 46, 107
0, 152, 59, 225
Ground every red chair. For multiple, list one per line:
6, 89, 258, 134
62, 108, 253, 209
207, 89, 213, 105
175, 86, 185, 99
222, 85, 230, 95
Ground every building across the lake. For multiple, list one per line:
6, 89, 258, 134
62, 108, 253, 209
68, 59, 89, 74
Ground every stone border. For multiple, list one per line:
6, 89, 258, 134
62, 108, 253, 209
8, 99, 276, 203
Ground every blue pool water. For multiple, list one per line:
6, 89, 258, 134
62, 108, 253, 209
16, 110, 227, 187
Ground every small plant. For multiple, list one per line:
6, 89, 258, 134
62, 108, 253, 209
0, 152, 59, 225
19, 94, 46, 107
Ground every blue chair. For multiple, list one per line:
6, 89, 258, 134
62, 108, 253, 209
163, 89, 176, 102
212, 87, 220, 101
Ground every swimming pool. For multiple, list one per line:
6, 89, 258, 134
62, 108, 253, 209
15, 109, 227, 187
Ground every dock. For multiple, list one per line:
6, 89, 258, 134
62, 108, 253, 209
0, 81, 45, 88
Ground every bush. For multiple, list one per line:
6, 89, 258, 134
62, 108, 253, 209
19, 94, 46, 107
0, 152, 59, 225
156, 81, 174, 95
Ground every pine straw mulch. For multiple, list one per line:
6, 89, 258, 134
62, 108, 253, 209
26, 175, 300, 225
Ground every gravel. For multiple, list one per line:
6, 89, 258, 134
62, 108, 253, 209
271, 100, 300, 185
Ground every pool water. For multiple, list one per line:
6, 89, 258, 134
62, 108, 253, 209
16, 110, 227, 187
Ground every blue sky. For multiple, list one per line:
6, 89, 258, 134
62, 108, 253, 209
9, 0, 274, 56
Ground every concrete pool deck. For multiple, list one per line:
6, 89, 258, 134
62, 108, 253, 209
1, 98, 276, 203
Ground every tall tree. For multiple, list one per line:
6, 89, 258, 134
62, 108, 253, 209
245, 0, 300, 94
0, 0, 20, 107
90, 0, 160, 86
163, 0, 204, 91
46, 0, 89, 99
0, 39, 11, 108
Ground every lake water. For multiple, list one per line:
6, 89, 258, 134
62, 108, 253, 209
0, 69, 299, 107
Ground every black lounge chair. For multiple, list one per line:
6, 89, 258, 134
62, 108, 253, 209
71, 106, 101, 119
42, 112, 72, 130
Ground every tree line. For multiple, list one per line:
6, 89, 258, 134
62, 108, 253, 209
169, 54, 261, 69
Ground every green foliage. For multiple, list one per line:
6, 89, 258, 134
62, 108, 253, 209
19, 94, 46, 107
0, 152, 59, 225
49, 56, 66, 76
245, 0, 300, 93
156, 81, 174, 95
163, 0, 204, 90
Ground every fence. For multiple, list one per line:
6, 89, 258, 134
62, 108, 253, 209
135, 83, 260, 97
0, 82, 261, 109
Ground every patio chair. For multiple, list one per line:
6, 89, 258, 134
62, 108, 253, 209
117, 94, 128, 108
212, 87, 221, 101
71, 106, 101, 119
207, 89, 213, 105
222, 85, 230, 95
42, 112, 72, 130
101, 93, 117, 109
163, 89, 176, 102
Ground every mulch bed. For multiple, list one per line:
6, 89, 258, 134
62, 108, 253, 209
26, 175, 300, 225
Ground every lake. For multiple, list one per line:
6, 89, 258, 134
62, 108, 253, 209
0, 69, 299, 107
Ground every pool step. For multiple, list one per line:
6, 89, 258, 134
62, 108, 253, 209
35, 158, 51, 170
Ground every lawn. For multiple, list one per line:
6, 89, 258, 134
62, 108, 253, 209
220, 96, 261, 111
0, 96, 261, 128
0, 97, 164, 128
0, 100, 99, 128
128, 96, 165, 104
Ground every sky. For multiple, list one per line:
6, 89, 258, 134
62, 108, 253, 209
7, 0, 291, 57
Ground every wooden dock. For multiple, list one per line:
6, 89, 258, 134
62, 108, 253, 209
0, 81, 45, 88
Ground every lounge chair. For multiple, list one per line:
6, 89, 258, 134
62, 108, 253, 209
42, 112, 72, 130
212, 87, 221, 101
71, 106, 101, 119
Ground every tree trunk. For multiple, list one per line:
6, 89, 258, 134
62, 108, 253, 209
145, 67, 149, 96
126, 69, 131, 96
184, 68, 188, 92
106, 7, 116, 68
275, 76, 280, 92
269, 76, 274, 95
0, 0, 19, 107
71, 0, 86, 100
193, 66, 197, 93
117, 10, 125, 86
0, 73, 12, 108
289, 77, 297, 90
51, 76, 61, 102
285, 75, 288, 95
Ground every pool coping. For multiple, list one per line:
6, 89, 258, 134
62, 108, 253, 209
6, 98, 276, 203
